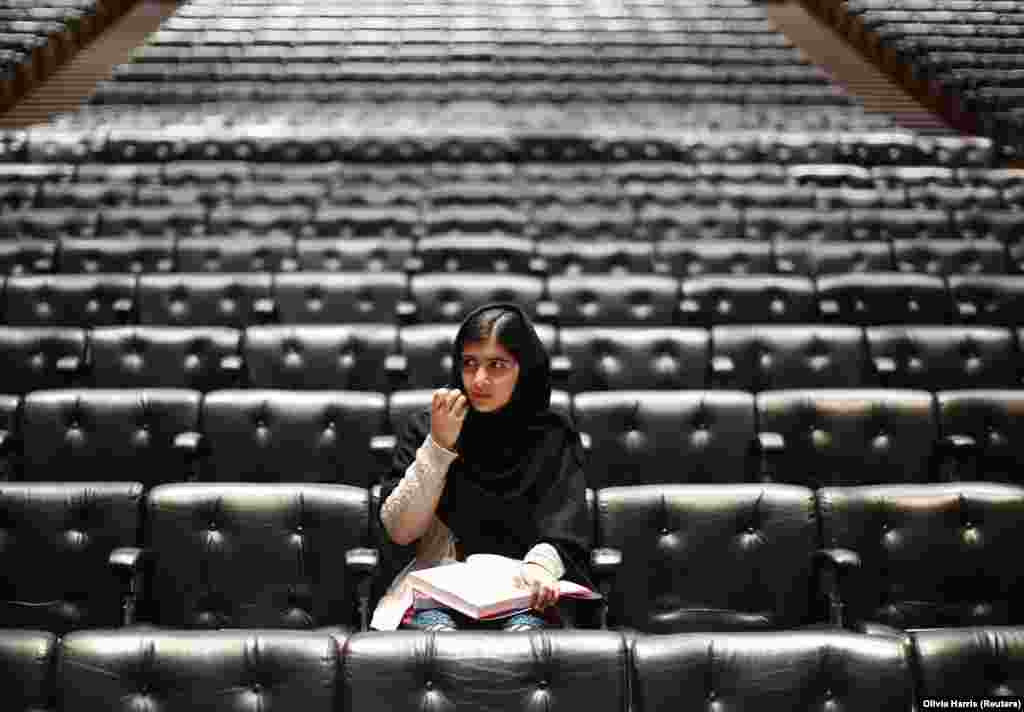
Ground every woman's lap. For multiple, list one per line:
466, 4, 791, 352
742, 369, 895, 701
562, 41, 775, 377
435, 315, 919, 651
406, 607, 549, 631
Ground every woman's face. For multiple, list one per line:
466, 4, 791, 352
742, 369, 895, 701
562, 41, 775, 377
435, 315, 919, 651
460, 334, 521, 413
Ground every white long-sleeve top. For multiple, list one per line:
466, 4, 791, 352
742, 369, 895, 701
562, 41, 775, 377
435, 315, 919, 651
370, 434, 564, 630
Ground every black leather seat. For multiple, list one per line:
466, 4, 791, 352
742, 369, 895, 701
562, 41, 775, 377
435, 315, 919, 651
0, 394, 18, 480
536, 240, 655, 276
272, 272, 408, 324
244, 324, 400, 391
0, 630, 57, 712
866, 326, 1018, 389
0, 239, 56, 276
654, 240, 774, 277
817, 273, 951, 325
3, 274, 135, 327
818, 482, 1024, 633
19, 388, 201, 487
891, 238, 1007, 276
595, 483, 819, 632
87, 326, 242, 391
58, 237, 176, 274
632, 630, 913, 710
295, 237, 415, 273
937, 390, 1024, 484
0, 326, 86, 393
194, 389, 389, 487
911, 626, 1024, 702
346, 630, 629, 712
59, 629, 339, 709
0, 482, 143, 632
756, 388, 937, 486
574, 391, 757, 487
113, 482, 373, 630
409, 273, 544, 324
710, 325, 872, 391
557, 327, 708, 392
546, 275, 679, 327
681, 276, 817, 326
137, 273, 274, 328
176, 235, 298, 273
774, 240, 893, 277
417, 235, 535, 274
949, 275, 1024, 327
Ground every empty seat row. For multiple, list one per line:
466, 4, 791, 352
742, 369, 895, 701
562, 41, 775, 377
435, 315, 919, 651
4, 625, 1023, 712
3, 271, 1024, 327
2, 323, 1024, 394
1, 478, 1022, 634
3, 236, 1023, 278
2, 387, 1023, 489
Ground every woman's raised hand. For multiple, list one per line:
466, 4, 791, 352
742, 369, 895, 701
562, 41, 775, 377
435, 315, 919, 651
430, 388, 469, 451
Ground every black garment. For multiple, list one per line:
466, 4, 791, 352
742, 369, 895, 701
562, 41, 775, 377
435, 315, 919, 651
377, 303, 594, 617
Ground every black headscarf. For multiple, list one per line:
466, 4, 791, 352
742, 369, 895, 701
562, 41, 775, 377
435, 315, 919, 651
379, 303, 593, 592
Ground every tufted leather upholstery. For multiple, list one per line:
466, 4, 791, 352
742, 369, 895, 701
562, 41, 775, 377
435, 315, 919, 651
244, 325, 399, 391
538, 240, 655, 275
0, 482, 143, 632
711, 325, 871, 391
596, 484, 819, 632
866, 326, 1018, 390
654, 240, 774, 278
4, 275, 136, 327
817, 273, 951, 326
0, 240, 56, 276
558, 327, 707, 392
912, 626, 1024, 701
410, 273, 545, 323
199, 389, 388, 487
398, 323, 557, 391
632, 630, 913, 712
21, 389, 200, 486
140, 482, 369, 629
949, 276, 1024, 327
574, 391, 756, 487
756, 389, 937, 487
137, 273, 274, 328
0, 630, 56, 712
88, 326, 242, 391
296, 237, 414, 273
0, 327, 86, 394
345, 630, 629, 712
0, 394, 18, 480
273, 272, 408, 324
818, 483, 1024, 630
59, 629, 338, 711
937, 391, 1024, 484
418, 235, 536, 274
547, 275, 679, 327
774, 240, 893, 277
58, 237, 176, 274
680, 276, 816, 326
892, 239, 1007, 277
177, 235, 298, 273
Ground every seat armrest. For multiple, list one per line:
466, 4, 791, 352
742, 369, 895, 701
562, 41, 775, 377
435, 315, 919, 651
814, 547, 861, 629
550, 355, 571, 378
385, 354, 408, 377
756, 432, 785, 482
590, 547, 621, 629
56, 354, 82, 374
219, 354, 244, 374
370, 435, 396, 453
535, 301, 559, 321
253, 298, 277, 322
346, 547, 380, 631
396, 301, 418, 324
174, 430, 204, 457
0, 429, 10, 454
109, 546, 150, 626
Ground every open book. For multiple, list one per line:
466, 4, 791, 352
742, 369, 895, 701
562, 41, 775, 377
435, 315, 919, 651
407, 554, 601, 621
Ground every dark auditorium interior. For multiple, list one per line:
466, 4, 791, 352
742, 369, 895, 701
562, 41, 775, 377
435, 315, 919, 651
1, 0, 1023, 709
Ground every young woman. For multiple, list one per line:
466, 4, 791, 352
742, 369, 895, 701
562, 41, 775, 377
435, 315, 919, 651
373, 303, 593, 631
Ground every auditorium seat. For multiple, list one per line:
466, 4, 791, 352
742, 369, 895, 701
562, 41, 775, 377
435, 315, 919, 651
296, 238, 415, 273
176, 235, 298, 273
949, 275, 1024, 327
0, 326, 86, 393
0, 240, 56, 276
743, 207, 848, 241
632, 630, 913, 711
911, 626, 1024, 701
0, 629, 56, 712
111, 482, 374, 630
58, 237, 176, 274
546, 275, 679, 327
595, 484, 819, 632
936, 390, 1024, 484
0, 482, 143, 632
0, 394, 18, 480
408, 273, 544, 324
415, 235, 535, 275
273, 272, 408, 324
59, 629, 339, 709
710, 325, 872, 391
137, 273, 274, 327
3, 274, 135, 327
18, 388, 200, 487
346, 630, 628, 711
680, 276, 817, 326
818, 482, 1024, 633
557, 327, 708, 392
866, 326, 1018, 390
654, 240, 775, 277
536, 240, 655, 276
892, 239, 1008, 276
574, 391, 756, 487
816, 273, 951, 325
756, 389, 937, 486
775, 241, 893, 277
847, 208, 952, 242
99, 205, 206, 239
87, 326, 242, 391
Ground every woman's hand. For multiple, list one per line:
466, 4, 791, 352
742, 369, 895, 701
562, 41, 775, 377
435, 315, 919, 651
430, 388, 469, 452
517, 562, 560, 611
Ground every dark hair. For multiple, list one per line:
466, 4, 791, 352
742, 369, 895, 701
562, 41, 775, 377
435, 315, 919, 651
458, 306, 534, 364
